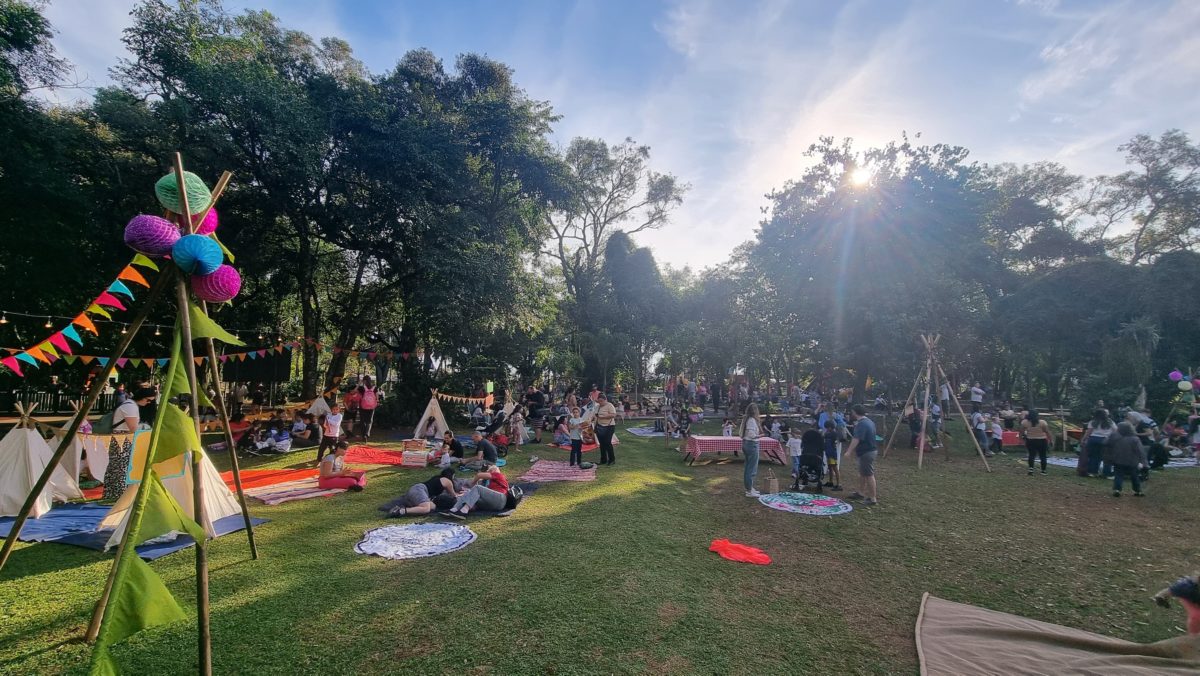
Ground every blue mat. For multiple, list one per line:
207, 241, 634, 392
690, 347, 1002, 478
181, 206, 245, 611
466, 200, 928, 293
2, 505, 267, 561
0, 502, 111, 542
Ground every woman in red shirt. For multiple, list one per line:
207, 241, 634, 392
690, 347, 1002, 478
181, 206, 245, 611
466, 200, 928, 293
445, 464, 509, 518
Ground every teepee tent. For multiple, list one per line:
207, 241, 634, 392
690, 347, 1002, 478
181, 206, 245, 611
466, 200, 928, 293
412, 393, 451, 439
98, 444, 242, 549
0, 404, 82, 518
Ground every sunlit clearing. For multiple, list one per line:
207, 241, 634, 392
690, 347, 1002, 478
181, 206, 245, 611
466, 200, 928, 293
850, 167, 873, 186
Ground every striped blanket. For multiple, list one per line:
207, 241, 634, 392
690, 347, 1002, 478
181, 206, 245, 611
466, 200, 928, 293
519, 459, 597, 482
243, 478, 345, 505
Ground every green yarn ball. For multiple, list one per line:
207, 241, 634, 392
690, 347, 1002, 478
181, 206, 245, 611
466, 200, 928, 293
154, 171, 212, 215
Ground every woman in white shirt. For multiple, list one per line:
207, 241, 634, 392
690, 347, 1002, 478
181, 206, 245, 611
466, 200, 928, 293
740, 403, 763, 498
102, 387, 156, 501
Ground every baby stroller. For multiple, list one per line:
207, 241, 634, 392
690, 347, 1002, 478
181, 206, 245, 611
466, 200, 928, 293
791, 429, 825, 492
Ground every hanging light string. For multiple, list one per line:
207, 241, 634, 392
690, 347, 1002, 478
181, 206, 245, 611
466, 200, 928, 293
0, 308, 278, 340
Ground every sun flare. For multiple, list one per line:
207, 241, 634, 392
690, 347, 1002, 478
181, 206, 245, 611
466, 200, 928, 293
850, 167, 873, 186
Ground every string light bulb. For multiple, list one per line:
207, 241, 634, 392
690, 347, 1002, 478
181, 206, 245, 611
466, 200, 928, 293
155, 325, 162, 336
121, 325, 128, 335
258, 332, 264, 341
44, 316, 52, 328
0, 313, 7, 325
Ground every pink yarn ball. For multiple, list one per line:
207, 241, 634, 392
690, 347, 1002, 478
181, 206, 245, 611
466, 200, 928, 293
124, 214, 181, 256
194, 208, 219, 235
191, 264, 241, 303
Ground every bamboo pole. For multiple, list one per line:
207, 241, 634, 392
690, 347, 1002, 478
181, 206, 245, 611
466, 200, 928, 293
172, 152, 212, 676
0, 271, 174, 574
936, 362, 992, 472
882, 362, 923, 458
917, 335, 935, 469
932, 356, 949, 461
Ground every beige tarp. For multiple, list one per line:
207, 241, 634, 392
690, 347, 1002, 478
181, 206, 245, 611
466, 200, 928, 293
916, 593, 1200, 675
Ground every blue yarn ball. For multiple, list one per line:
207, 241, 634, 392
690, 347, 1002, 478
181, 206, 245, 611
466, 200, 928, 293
172, 234, 223, 275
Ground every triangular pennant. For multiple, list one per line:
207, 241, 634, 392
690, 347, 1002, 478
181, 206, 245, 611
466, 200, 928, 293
154, 404, 204, 463
194, 357, 204, 366
64, 355, 78, 365
95, 292, 127, 311
118, 265, 150, 287
37, 341, 60, 359
367, 352, 377, 359
87, 304, 112, 320
156, 358, 169, 367
130, 253, 160, 271
143, 358, 155, 368
25, 346, 50, 364
274, 345, 283, 354
89, 551, 187, 675
116, 358, 129, 368
15, 352, 38, 367
218, 355, 229, 363
48, 333, 72, 354
61, 324, 83, 345
349, 351, 359, 358
247, 351, 257, 360
74, 314, 98, 334
107, 280, 135, 299
80, 355, 95, 365
187, 303, 244, 345
98, 357, 109, 367
257, 349, 267, 358
1, 356, 23, 375
236, 353, 246, 362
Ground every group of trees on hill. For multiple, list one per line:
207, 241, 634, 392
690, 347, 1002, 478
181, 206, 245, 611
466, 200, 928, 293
1, 0, 1198, 420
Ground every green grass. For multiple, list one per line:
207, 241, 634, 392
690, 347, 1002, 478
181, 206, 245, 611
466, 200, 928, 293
1, 419, 1197, 674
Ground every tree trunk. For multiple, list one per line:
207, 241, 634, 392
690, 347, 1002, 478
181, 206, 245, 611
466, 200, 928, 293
323, 253, 370, 390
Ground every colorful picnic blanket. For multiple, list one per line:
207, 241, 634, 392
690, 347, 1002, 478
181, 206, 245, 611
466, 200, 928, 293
243, 478, 346, 505
548, 434, 620, 452
345, 445, 408, 465
355, 523, 476, 560
758, 492, 854, 516
219, 468, 319, 489
519, 460, 597, 482
625, 426, 665, 438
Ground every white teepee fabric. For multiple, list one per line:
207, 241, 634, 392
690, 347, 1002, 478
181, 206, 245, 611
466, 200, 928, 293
99, 450, 243, 549
0, 427, 83, 518
412, 396, 451, 439
41, 423, 86, 483
307, 396, 332, 417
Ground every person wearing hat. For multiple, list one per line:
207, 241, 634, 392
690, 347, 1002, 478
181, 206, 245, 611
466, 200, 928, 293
593, 393, 618, 466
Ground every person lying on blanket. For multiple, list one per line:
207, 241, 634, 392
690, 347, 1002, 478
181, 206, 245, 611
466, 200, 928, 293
445, 463, 509, 519
388, 467, 461, 517
318, 441, 366, 492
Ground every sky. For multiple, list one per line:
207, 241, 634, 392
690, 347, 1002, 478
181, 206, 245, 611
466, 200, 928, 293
38, 0, 1200, 269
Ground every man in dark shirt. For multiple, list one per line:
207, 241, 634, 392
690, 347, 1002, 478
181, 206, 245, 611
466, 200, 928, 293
442, 430, 465, 459
466, 430, 498, 469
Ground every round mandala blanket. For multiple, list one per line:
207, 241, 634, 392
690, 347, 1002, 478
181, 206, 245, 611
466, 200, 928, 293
758, 492, 853, 516
355, 523, 477, 560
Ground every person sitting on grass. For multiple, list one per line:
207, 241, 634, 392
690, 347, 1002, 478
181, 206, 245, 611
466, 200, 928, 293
417, 415, 440, 442
445, 462, 509, 519
318, 441, 366, 492
291, 413, 320, 449
388, 467, 460, 517
553, 415, 571, 446
441, 430, 465, 463
465, 430, 499, 470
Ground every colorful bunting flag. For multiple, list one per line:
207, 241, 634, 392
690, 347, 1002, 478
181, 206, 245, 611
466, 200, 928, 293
64, 355, 77, 365
48, 333, 72, 354
61, 325, 83, 345
98, 357, 109, 367
107, 280, 135, 299
247, 351, 257, 360
87, 304, 112, 319
156, 358, 169, 368
257, 349, 267, 358
218, 355, 229, 363
80, 355, 95, 365
37, 341, 59, 359
187, 302, 244, 346
1, 356, 23, 375
143, 358, 155, 368
118, 265, 150, 287
74, 314, 98, 335
15, 352, 38, 367
130, 253, 160, 271
116, 358, 128, 368
95, 292, 127, 311
25, 346, 50, 364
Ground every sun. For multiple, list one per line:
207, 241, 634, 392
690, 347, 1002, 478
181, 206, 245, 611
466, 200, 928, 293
849, 167, 873, 186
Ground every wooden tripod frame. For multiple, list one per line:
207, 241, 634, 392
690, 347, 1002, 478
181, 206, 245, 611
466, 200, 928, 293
882, 334, 991, 472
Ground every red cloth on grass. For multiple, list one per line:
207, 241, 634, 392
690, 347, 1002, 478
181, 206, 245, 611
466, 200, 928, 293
343, 445, 407, 465
218, 468, 319, 490
709, 539, 772, 565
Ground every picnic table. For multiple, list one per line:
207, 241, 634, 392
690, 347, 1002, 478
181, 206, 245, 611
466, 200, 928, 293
682, 435, 786, 466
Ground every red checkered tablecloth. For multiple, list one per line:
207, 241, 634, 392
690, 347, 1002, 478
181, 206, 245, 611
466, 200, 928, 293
683, 436, 785, 464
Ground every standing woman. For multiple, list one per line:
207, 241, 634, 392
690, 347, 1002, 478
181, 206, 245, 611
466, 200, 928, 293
1081, 409, 1116, 477
740, 403, 763, 498
102, 388, 156, 501
593, 393, 618, 466
1021, 409, 1052, 475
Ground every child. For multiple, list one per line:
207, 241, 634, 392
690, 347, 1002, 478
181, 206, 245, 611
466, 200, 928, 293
787, 428, 804, 479
317, 404, 343, 463
822, 420, 842, 490
769, 418, 782, 441
722, 418, 734, 437
991, 418, 1005, 455
568, 407, 584, 466
553, 415, 570, 446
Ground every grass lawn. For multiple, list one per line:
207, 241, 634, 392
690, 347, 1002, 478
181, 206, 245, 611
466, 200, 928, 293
1, 417, 1197, 674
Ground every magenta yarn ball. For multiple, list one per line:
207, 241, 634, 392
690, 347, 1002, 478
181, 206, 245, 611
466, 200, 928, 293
124, 214, 181, 256
171, 234, 223, 275
195, 208, 219, 235
191, 265, 241, 303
